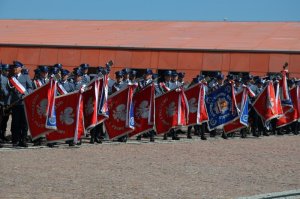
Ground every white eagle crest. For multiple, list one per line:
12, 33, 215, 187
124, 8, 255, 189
85, 97, 94, 116
136, 100, 149, 119
166, 102, 176, 117
37, 99, 48, 117
113, 104, 126, 121
188, 98, 198, 113
60, 107, 74, 125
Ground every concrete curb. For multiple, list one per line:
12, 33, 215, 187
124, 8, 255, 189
237, 189, 300, 199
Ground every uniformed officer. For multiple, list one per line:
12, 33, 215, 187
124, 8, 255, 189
129, 70, 137, 84
72, 69, 85, 91
178, 72, 186, 88
80, 63, 90, 84
32, 66, 49, 89
122, 68, 131, 84
170, 71, 181, 89
138, 69, 153, 89
111, 71, 125, 94
0, 64, 10, 143
59, 69, 74, 93
8, 61, 33, 147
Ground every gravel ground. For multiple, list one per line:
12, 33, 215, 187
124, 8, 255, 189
0, 135, 299, 199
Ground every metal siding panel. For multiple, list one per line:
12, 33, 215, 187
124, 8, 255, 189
177, 52, 202, 71
17, 47, 41, 65
80, 49, 100, 66
39, 48, 59, 65
150, 51, 159, 69
0, 47, 19, 63
99, 49, 116, 66
130, 51, 152, 68
57, 48, 81, 67
269, 54, 290, 73
289, 54, 300, 74
230, 53, 250, 72
202, 53, 222, 71
158, 51, 178, 69
221, 53, 230, 71
114, 50, 132, 68
249, 53, 269, 72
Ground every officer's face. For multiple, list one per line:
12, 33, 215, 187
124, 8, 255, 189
41, 72, 48, 78
171, 76, 178, 82
84, 69, 88, 74
116, 76, 123, 83
145, 74, 152, 80
217, 79, 224, 85
164, 75, 171, 82
2, 70, 9, 76
14, 67, 22, 74
123, 74, 129, 79
75, 75, 82, 82
62, 75, 68, 81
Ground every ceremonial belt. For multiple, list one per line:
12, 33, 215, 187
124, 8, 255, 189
57, 83, 68, 95
9, 77, 26, 94
33, 79, 42, 88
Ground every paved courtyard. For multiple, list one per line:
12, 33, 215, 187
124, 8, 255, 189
0, 135, 299, 199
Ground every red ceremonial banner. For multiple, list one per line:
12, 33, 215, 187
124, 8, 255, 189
155, 88, 189, 135
129, 83, 155, 137
253, 81, 279, 125
97, 76, 109, 123
46, 91, 84, 143
104, 85, 135, 140
82, 79, 99, 130
276, 86, 300, 128
185, 83, 208, 126
24, 80, 56, 140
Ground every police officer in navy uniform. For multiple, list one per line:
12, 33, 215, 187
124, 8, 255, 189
138, 69, 153, 89
0, 64, 10, 144
111, 71, 125, 94
129, 70, 137, 84
59, 69, 74, 93
122, 68, 131, 84
80, 63, 90, 85
72, 68, 85, 91
8, 61, 33, 147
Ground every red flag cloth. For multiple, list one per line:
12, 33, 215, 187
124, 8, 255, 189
46, 91, 84, 143
276, 86, 300, 128
104, 85, 136, 140
82, 79, 99, 130
97, 76, 109, 124
223, 87, 252, 134
129, 83, 155, 137
24, 80, 57, 140
253, 81, 279, 125
185, 83, 208, 126
155, 88, 189, 135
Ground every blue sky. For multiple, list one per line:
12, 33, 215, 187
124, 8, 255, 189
0, 0, 299, 21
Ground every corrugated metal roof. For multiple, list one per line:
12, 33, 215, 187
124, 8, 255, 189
0, 20, 300, 52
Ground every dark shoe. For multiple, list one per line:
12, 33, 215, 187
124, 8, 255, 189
150, 137, 155, 142
33, 140, 42, 146
68, 141, 75, 146
136, 135, 142, 141
201, 135, 207, 140
94, 138, 102, 144
172, 136, 180, 140
221, 133, 228, 139
0, 143, 3, 148
263, 132, 269, 136
18, 141, 28, 148
89, 138, 95, 144
187, 133, 192, 139
163, 134, 168, 140
47, 143, 54, 148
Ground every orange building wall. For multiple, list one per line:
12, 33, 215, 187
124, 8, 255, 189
1, 46, 299, 81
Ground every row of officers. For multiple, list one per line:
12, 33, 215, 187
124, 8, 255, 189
0, 61, 299, 147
